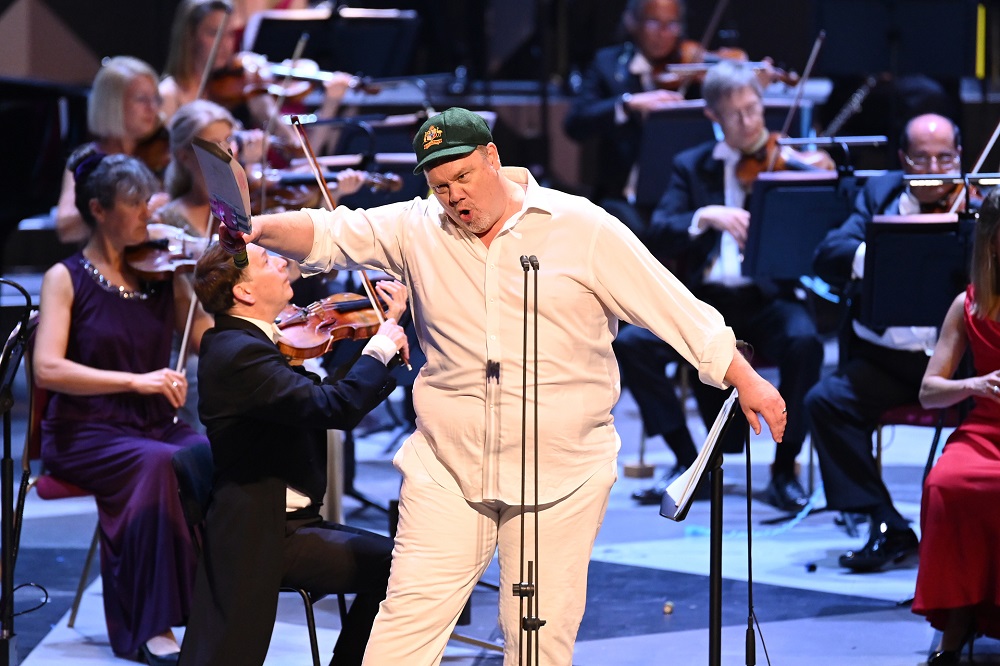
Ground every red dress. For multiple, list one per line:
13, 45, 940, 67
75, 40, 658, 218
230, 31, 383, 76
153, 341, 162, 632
913, 284, 1000, 637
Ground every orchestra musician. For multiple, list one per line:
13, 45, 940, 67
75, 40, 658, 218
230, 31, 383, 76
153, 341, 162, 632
805, 113, 963, 572
912, 186, 1000, 663
35, 148, 213, 664
55, 55, 166, 245
159, 0, 360, 151
636, 60, 825, 512
180, 241, 406, 666
215, 106, 787, 665
563, 0, 687, 207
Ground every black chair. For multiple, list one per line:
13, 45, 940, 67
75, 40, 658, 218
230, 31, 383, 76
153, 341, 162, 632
170, 444, 348, 666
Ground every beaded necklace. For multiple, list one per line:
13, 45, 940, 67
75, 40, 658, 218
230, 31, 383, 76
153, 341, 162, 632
80, 257, 156, 301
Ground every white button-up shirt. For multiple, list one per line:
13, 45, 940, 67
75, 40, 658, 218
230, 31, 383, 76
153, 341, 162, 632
301, 167, 735, 503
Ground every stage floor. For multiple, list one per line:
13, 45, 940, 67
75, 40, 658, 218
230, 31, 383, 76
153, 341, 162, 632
6, 355, 996, 665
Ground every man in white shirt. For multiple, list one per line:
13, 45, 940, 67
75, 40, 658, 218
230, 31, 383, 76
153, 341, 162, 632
217, 106, 787, 665
806, 113, 963, 572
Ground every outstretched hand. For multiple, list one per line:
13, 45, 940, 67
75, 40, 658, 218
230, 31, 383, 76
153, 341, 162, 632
725, 352, 786, 443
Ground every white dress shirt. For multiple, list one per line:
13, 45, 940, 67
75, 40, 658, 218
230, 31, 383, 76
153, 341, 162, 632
689, 142, 752, 286
300, 167, 736, 504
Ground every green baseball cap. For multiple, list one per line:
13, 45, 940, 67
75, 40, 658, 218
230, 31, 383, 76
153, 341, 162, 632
412, 107, 493, 174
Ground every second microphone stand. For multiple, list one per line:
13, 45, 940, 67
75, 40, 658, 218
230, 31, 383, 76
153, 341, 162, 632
512, 255, 545, 666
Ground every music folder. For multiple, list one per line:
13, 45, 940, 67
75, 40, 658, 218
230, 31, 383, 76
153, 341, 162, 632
660, 389, 741, 522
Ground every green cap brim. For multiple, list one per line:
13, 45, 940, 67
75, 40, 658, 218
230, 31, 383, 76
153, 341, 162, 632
412, 144, 478, 175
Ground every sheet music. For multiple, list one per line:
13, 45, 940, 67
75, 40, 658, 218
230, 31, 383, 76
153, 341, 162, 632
191, 136, 252, 235
661, 389, 740, 521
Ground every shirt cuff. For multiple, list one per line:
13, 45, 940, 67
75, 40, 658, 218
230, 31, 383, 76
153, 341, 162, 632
614, 93, 632, 125
362, 334, 398, 366
851, 242, 866, 280
688, 208, 708, 237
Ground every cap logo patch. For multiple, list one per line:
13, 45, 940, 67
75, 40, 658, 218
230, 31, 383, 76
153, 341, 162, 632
423, 125, 443, 150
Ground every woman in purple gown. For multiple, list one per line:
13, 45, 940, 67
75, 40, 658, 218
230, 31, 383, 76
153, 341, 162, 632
34, 146, 213, 664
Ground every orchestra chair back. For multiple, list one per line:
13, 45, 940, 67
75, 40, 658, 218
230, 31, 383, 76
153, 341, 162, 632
13, 311, 99, 629
170, 443, 348, 666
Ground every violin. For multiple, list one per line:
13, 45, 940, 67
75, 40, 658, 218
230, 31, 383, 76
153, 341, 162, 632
125, 225, 210, 282
134, 122, 171, 178
246, 164, 403, 214
274, 292, 383, 361
654, 47, 800, 90
736, 131, 836, 191
205, 53, 380, 110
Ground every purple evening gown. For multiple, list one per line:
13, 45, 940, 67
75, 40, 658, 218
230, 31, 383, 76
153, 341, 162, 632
40, 252, 207, 657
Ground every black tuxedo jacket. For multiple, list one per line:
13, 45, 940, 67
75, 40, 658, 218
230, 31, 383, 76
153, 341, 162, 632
812, 171, 906, 290
645, 141, 726, 288
180, 315, 395, 666
564, 42, 647, 202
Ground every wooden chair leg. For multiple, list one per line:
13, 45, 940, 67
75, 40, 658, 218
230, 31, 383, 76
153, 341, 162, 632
68, 524, 99, 628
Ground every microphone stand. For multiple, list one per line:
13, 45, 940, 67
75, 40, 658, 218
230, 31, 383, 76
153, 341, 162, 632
0, 278, 33, 666
513, 255, 545, 665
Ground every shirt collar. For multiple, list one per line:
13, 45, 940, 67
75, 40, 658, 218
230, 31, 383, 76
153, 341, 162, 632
628, 51, 653, 77
233, 314, 281, 343
712, 141, 742, 165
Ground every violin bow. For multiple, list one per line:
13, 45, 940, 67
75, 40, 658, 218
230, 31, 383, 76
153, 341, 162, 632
770, 30, 825, 172
289, 114, 411, 369
172, 236, 206, 423
258, 32, 311, 215
677, 0, 730, 98
946, 115, 1000, 214
195, 4, 233, 101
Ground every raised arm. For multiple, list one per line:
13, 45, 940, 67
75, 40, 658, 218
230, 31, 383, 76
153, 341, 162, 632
218, 209, 316, 262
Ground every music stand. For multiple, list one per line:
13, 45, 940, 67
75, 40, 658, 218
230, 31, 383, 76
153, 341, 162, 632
244, 7, 420, 77
860, 213, 974, 329
814, 0, 976, 78
634, 102, 716, 209
660, 390, 750, 666
242, 8, 336, 65
742, 170, 855, 281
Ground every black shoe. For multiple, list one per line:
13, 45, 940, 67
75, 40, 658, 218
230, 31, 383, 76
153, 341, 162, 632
139, 643, 180, 666
837, 523, 919, 572
630, 463, 688, 506
764, 472, 809, 513
927, 649, 960, 665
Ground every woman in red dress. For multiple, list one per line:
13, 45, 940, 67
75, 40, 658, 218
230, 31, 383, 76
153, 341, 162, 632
913, 186, 1000, 663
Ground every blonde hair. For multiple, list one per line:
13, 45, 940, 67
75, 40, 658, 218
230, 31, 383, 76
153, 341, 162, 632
971, 187, 1000, 319
165, 99, 235, 198
87, 56, 158, 139
163, 0, 233, 82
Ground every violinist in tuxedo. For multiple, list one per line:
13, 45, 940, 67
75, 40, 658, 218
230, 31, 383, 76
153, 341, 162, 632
805, 113, 962, 572
633, 60, 825, 512
563, 0, 687, 206
181, 242, 408, 666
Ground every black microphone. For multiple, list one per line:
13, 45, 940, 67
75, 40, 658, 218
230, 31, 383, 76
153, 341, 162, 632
520, 255, 531, 271
528, 255, 539, 270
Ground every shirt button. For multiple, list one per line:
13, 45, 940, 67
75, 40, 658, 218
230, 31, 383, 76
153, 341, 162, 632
490, 264, 495, 269
490, 335, 496, 340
